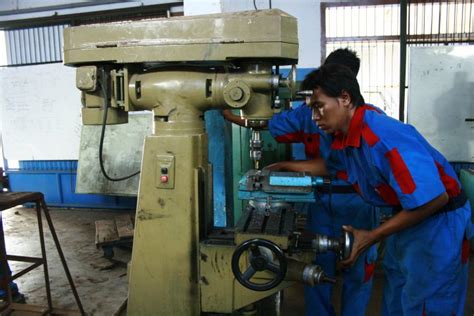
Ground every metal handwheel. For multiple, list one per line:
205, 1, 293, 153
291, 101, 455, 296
341, 231, 352, 260
231, 239, 287, 291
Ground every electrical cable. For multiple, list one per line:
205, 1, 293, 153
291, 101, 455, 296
253, 0, 258, 11
98, 70, 140, 181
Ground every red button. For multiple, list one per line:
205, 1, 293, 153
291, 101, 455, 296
161, 175, 168, 183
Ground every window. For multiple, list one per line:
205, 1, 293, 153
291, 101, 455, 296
322, 1, 474, 119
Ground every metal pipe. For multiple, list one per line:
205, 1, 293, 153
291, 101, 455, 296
41, 201, 85, 315
400, 0, 408, 122
36, 201, 53, 312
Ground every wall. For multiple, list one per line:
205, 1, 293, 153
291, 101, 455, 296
183, 0, 221, 15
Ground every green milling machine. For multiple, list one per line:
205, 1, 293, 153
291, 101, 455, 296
63, 9, 351, 315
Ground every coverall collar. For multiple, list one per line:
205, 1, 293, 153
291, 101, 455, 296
331, 105, 370, 150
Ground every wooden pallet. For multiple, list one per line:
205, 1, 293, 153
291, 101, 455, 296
95, 214, 134, 247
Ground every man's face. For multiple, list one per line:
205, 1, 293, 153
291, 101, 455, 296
309, 87, 352, 134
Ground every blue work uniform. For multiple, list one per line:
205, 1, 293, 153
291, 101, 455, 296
330, 104, 472, 316
269, 104, 378, 316
0, 264, 19, 298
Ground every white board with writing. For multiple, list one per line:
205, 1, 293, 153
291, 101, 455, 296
0, 63, 82, 160
408, 46, 474, 162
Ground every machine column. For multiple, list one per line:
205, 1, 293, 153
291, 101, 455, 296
127, 121, 208, 315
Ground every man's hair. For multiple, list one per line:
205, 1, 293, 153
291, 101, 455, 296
303, 64, 365, 107
301, 48, 359, 91
324, 48, 360, 75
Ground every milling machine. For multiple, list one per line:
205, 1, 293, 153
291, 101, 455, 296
63, 9, 351, 315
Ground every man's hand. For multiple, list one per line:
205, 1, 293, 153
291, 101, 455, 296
339, 192, 449, 267
264, 159, 329, 176
340, 225, 379, 267
264, 161, 290, 171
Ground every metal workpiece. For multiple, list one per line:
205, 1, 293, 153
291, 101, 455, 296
63, 9, 298, 65
241, 169, 324, 193
239, 169, 329, 203
269, 173, 325, 187
285, 259, 336, 286
239, 170, 348, 209
311, 231, 352, 260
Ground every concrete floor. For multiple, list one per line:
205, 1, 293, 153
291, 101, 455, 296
3, 206, 474, 315
4, 207, 130, 315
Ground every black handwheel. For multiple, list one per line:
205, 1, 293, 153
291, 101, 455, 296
231, 239, 287, 291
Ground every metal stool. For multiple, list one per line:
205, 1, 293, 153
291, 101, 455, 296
0, 192, 85, 315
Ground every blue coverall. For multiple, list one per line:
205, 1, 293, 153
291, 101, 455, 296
269, 104, 378, 316
330, 104, 472, 315
0, 258, 19, 298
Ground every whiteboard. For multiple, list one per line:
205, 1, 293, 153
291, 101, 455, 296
0, 63, 82, 160
408, 46, 474, 162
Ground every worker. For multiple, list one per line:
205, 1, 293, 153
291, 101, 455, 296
305, 63, 471, 315
0, 266, 24, 303
224, 49, 379, 316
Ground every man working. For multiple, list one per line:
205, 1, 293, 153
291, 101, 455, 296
305, 63, 471, 315
224, 49, 378, 316
0, 266, 24, 303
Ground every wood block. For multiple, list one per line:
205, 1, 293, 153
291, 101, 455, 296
95, 220, 119, 245
115, 214, 134, 239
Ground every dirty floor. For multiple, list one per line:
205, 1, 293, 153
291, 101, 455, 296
3, 207, 474, 315
4, 207, 130, 315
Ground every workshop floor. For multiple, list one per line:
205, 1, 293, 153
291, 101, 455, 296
3, 207, 474, 315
